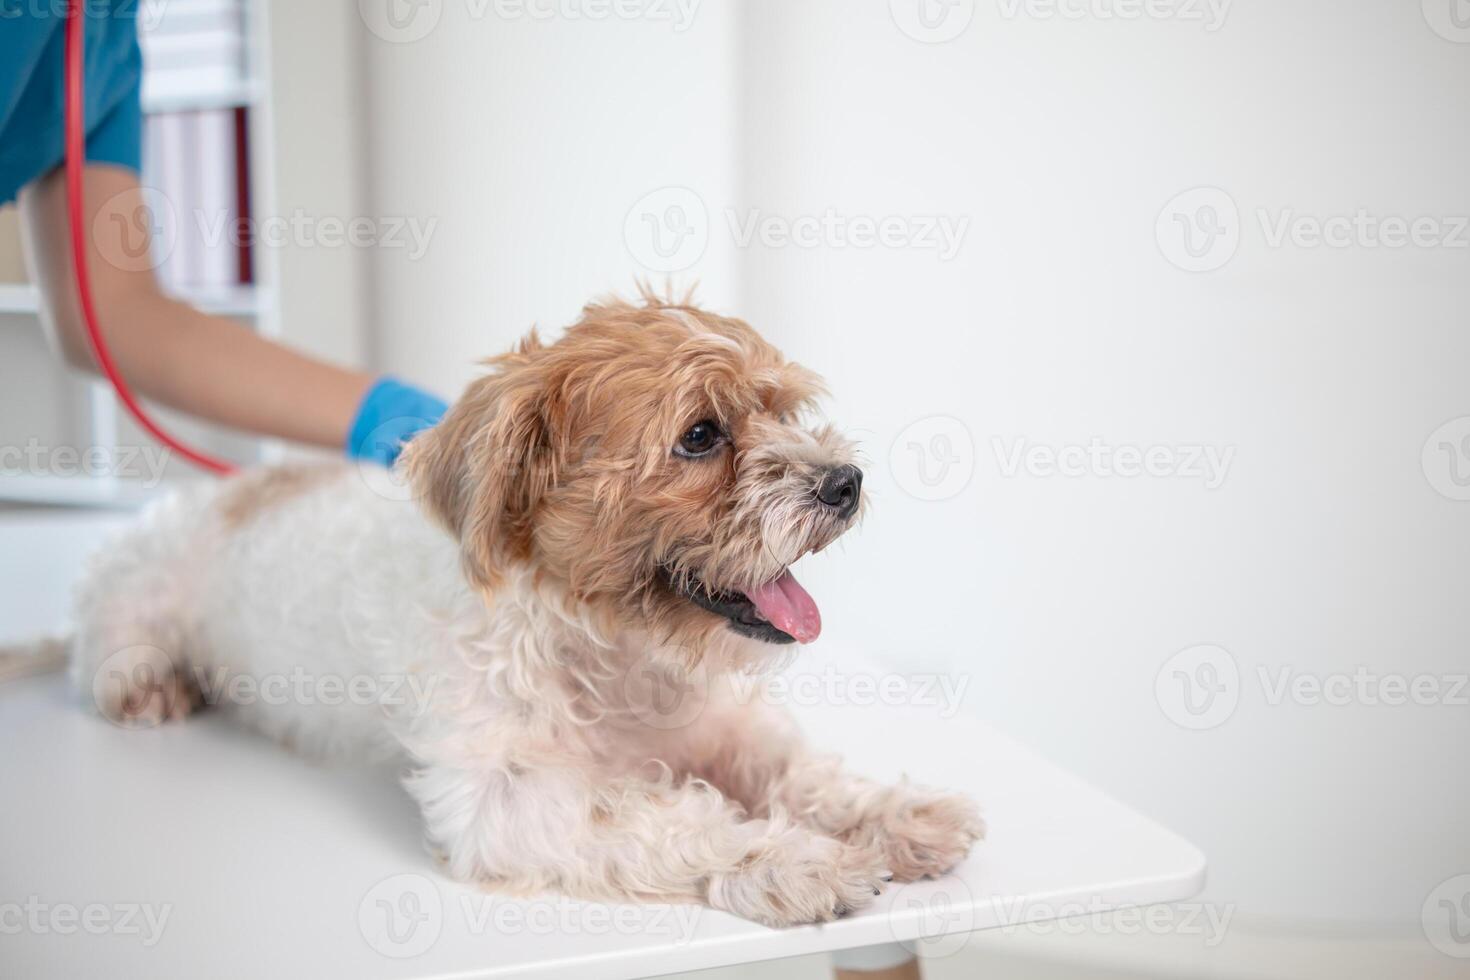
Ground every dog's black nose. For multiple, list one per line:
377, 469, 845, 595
815, 464, 863, 519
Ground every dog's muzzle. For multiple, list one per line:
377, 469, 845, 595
658, 567, 798, 644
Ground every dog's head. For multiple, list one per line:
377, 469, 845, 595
403, 293, 863, 652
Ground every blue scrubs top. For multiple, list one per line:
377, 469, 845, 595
0, 4, 143, 205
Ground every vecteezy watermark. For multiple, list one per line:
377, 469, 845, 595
90, 185, 437, 273
460, 893, 701, 941
621, 653, 711, 731
1157, 186, 1470, 272
1155, 644, 1469, 731
1422, 416, 1470, 502
992, 437, 1236, 489
889, 415, 976, 502
359, 0, 444, 43
197, 210, 438, 262
0, 897, 172, 948
729, 668, 972, 719
622, 187, 971, 273
624, 187, 710, 273
356, 873, 701, 958
995, 0, 1231, 31
1422, 0, 1470, 43
726, 209, 970, 262
0, 0, 164, 25
0, 440, 171, 486
359, 0, 701, 43
1422, 874, 1470, 959
354, 414, 444, 503
91, 645, 443, 730
992, 897, 1235, 947
1257, 666, 1469, 709
879, 875, 976, 958
890, 0, 976, 43
359, 874, 444, 958
1156, 644, 1240, 730
1256, 209, 1470, 251
490, 0, 701, 30
92, 184, 180, 274
1156, 186, 1240, 272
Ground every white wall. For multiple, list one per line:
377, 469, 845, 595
357, 0, 741, 397
343, 0, 1470, 970
728, 0, 1470, 933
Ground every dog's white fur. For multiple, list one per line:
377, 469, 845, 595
69, 295, 982, 928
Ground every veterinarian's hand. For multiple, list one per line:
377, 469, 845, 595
345, 377, 448, 466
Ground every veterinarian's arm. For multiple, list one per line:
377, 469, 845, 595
19, 165, 443, 460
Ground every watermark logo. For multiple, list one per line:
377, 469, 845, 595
359, 0, 443, 43
1156, 186, 1240, 272
136, 0, 172, 32
198, 210, 438, 261
1422, 0, 1470, 43
728, 668, 972, 719
1156, 648, 1467, 730
890, 0, 976, 43
890, 416, 975, 501
993, 897, 1234, 946
93, 185, 178, 274
622, 654, 710, 730
92, 645, 186, 730
1257, 209, 1469, 251
992, 437, 1235, 489
1257, 666, 1468, 709
996, 0, 1231, 31
0, 897, 172, 947
624, 191, 968, 271
0, 440, 170, 486
459, 894, 700, 940
359, 873, 443, 958
355, 414, 444, 503
90, 645, 444, 730
882, 876, 976, 958
1423, 874, 1470, 958
1422, 416, 1470, 501
1160, 188, 1470, 271
1155, 644, 1239, 730
491, 0, 702, 31
726, 209, 969, 261
624, 187, 709, 273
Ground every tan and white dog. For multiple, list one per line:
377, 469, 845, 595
69, 292, 982, 928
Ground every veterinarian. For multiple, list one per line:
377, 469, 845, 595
1, 4, 444, 465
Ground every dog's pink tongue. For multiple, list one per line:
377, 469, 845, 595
744, 570, 822, 643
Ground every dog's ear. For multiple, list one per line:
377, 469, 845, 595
401, 335, 556, 590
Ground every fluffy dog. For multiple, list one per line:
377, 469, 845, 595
70, 293, 982, 927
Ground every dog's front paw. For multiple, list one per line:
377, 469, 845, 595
852, 788, 984, 882
709, 834, 891, 928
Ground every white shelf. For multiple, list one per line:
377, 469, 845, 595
141, 77, 258, 116
0, 283, 265, 318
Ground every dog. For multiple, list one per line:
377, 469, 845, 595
69, 292, 983, 928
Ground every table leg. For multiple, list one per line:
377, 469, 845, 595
830, 942, 920, 980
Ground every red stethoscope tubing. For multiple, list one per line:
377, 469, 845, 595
63, 0, 236, 475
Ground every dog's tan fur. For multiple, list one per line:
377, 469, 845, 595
217, 462, 341, 531
403, 292, 852, 656
70, 290, 983, 928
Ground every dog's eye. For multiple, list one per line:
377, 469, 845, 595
674, 420, 724, 459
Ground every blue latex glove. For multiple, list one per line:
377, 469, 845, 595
346, 377, 447, 466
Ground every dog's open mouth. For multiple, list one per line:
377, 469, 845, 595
659, 567, 822, 645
